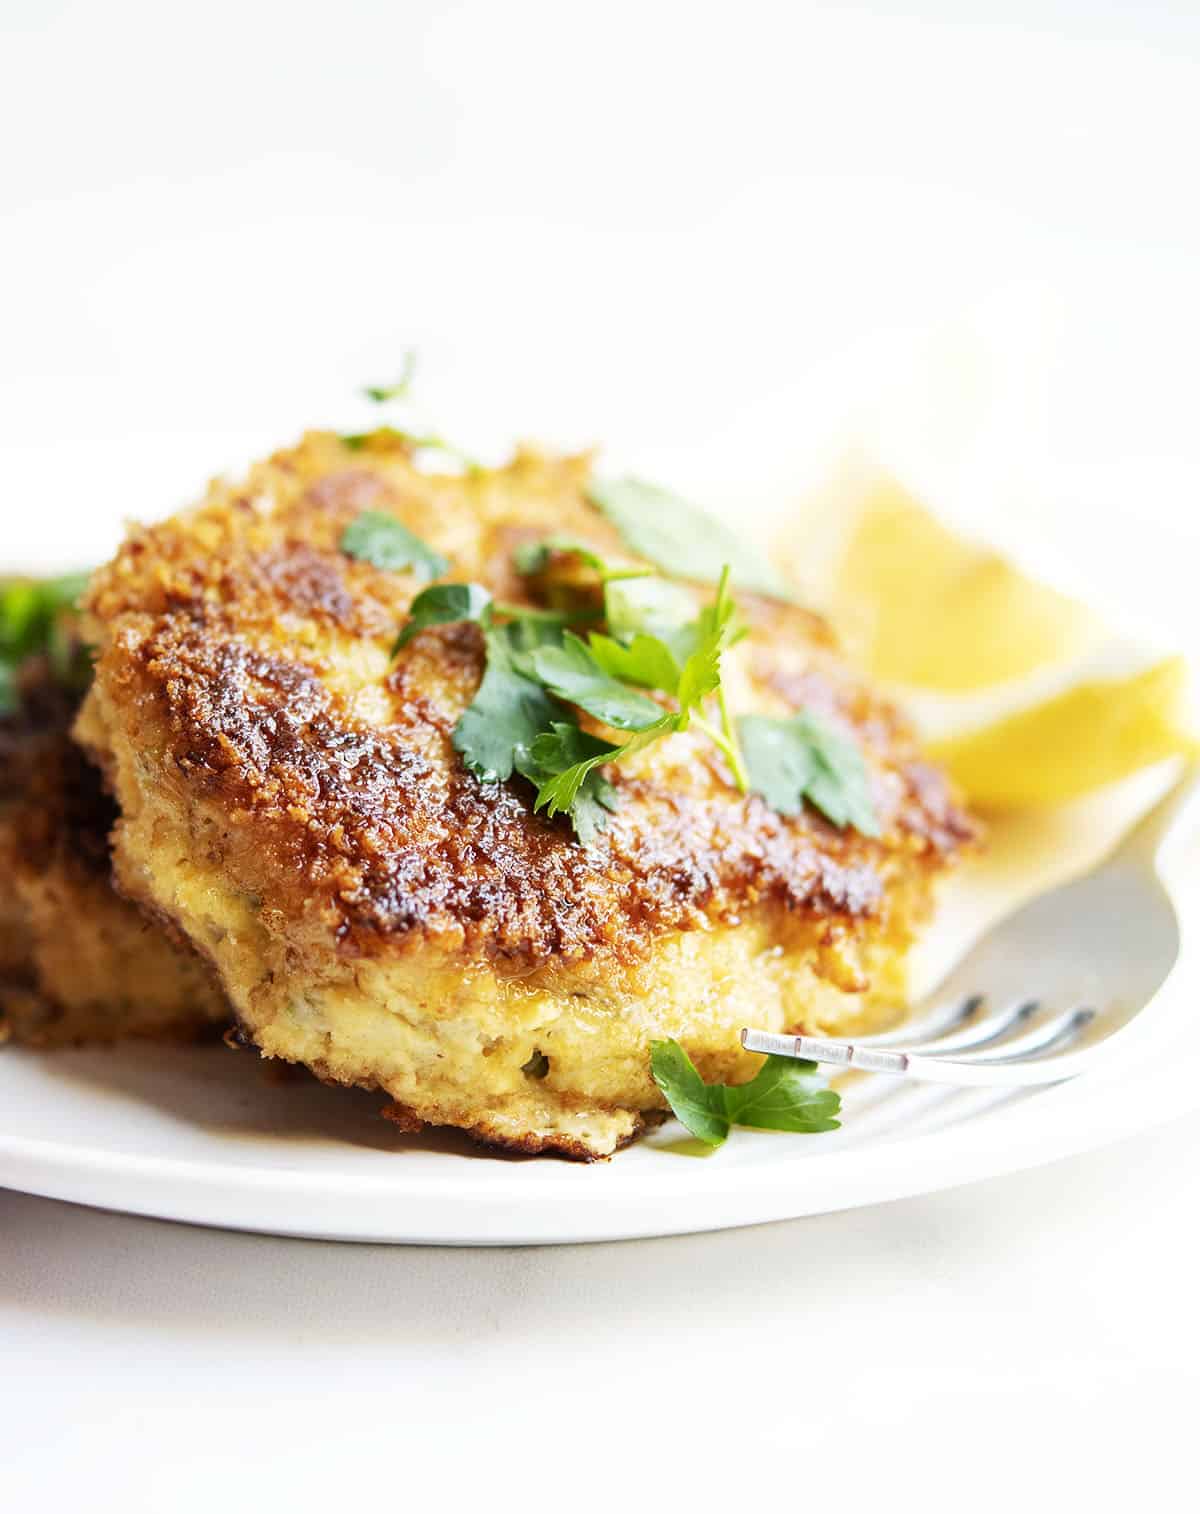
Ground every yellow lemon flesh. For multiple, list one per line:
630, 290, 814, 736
784, 473, 1195, 809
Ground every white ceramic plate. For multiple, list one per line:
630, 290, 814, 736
3, 767, 1197, 1245
2, 870, 1197, 1246
1, 991, 1196, 1245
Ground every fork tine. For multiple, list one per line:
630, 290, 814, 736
896, 999, 1040, 1055
857, 994, 984, 1047
942, 1006, 1096, 1065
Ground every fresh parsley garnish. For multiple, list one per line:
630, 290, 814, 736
341, 358, 480, 470
389, 560, 753, 841
340, 512, 450, 581
739, 711, 880, 836
518, 715, 673, 839
393, 582, 493, 652
585, 630, 681, 693
602, 574, 699, 650
393, 586, 577, 788
362, 352, 417, 405
586, 476, 795, 600
650, 1038, 841, 1147
528, 633, 666, 731
453, 620, 562, 784
0, 573, 91, 714
515, 721, 623, 845
389, 543, 875, 847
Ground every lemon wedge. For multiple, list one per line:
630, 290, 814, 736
780, 471, 1196, 808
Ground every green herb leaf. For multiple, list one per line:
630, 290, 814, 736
722, 1055, 842, 1133
0, 573, 92, 714
363, 352, 417, 404
650, 1038, 841, 1147
516, 722, 621, 844
521, 1049, 551, 1079
340, 512, 449, 580
739, 710, 880, 836
521, 717, 674, 840
453, 623, 562, 783
529, 633, 665, 731
394, 583, 492, 652
674, 566, 739, 726
587, 631, 681, 693
735, 714, 817, 813
602, 576, 701, 669
587, 477, 794, 599
648, 1040, 734, 1146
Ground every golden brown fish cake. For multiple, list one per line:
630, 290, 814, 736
78, 431, 973, 1157
0, 656, 227, 1047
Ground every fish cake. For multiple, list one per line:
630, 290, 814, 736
77, 432, 973, 1156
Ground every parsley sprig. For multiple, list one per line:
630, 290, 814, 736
340, 512, 450, 580
586, 476, 795, 600
357, 515, 880, 845
739, 711, 881, 836
650, 1038, 841, 1146
341, 354, 481, 470
396, 560, 754, 842
0, 574, 91, 715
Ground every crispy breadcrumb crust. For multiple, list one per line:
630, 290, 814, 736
0, 657, 227, 1046
79, 432, 974, 1155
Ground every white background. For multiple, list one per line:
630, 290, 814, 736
3, 2, 1200, 1507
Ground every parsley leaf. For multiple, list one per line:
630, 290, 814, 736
648, 1039, 732, 1145
674, 565, 739, 727
516, 722, 621, 845
393, 583, 492, 651
392, 583, 574, 792
587, 476, 794, 600
522, 717, 673, 838
587, 631, 681, 692
363, 352, 417, 404
722, 1054, 843, 1133
650, 1038, 841, 1147
453, 622, 562, 783
528, 633, 665, 731
739, 711, 880, 836
0, 573, 91, 714
340, 512, 450, 580
602, 575, 700, 667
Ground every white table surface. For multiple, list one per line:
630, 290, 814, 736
5, 1115, 1200, 1507
4, 2, 1200, 1502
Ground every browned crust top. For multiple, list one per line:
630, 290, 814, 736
85, 432, 974, 969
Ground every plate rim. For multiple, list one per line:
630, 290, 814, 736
3, 980, 1195, 1245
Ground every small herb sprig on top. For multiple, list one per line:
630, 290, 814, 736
391, 556, 745, 844
340, 353, 480, 471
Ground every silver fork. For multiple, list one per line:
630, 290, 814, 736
742, 764, 1200, 1087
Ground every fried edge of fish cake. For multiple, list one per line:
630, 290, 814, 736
77, 432, 974, 1157
0, 651, 227, 1048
